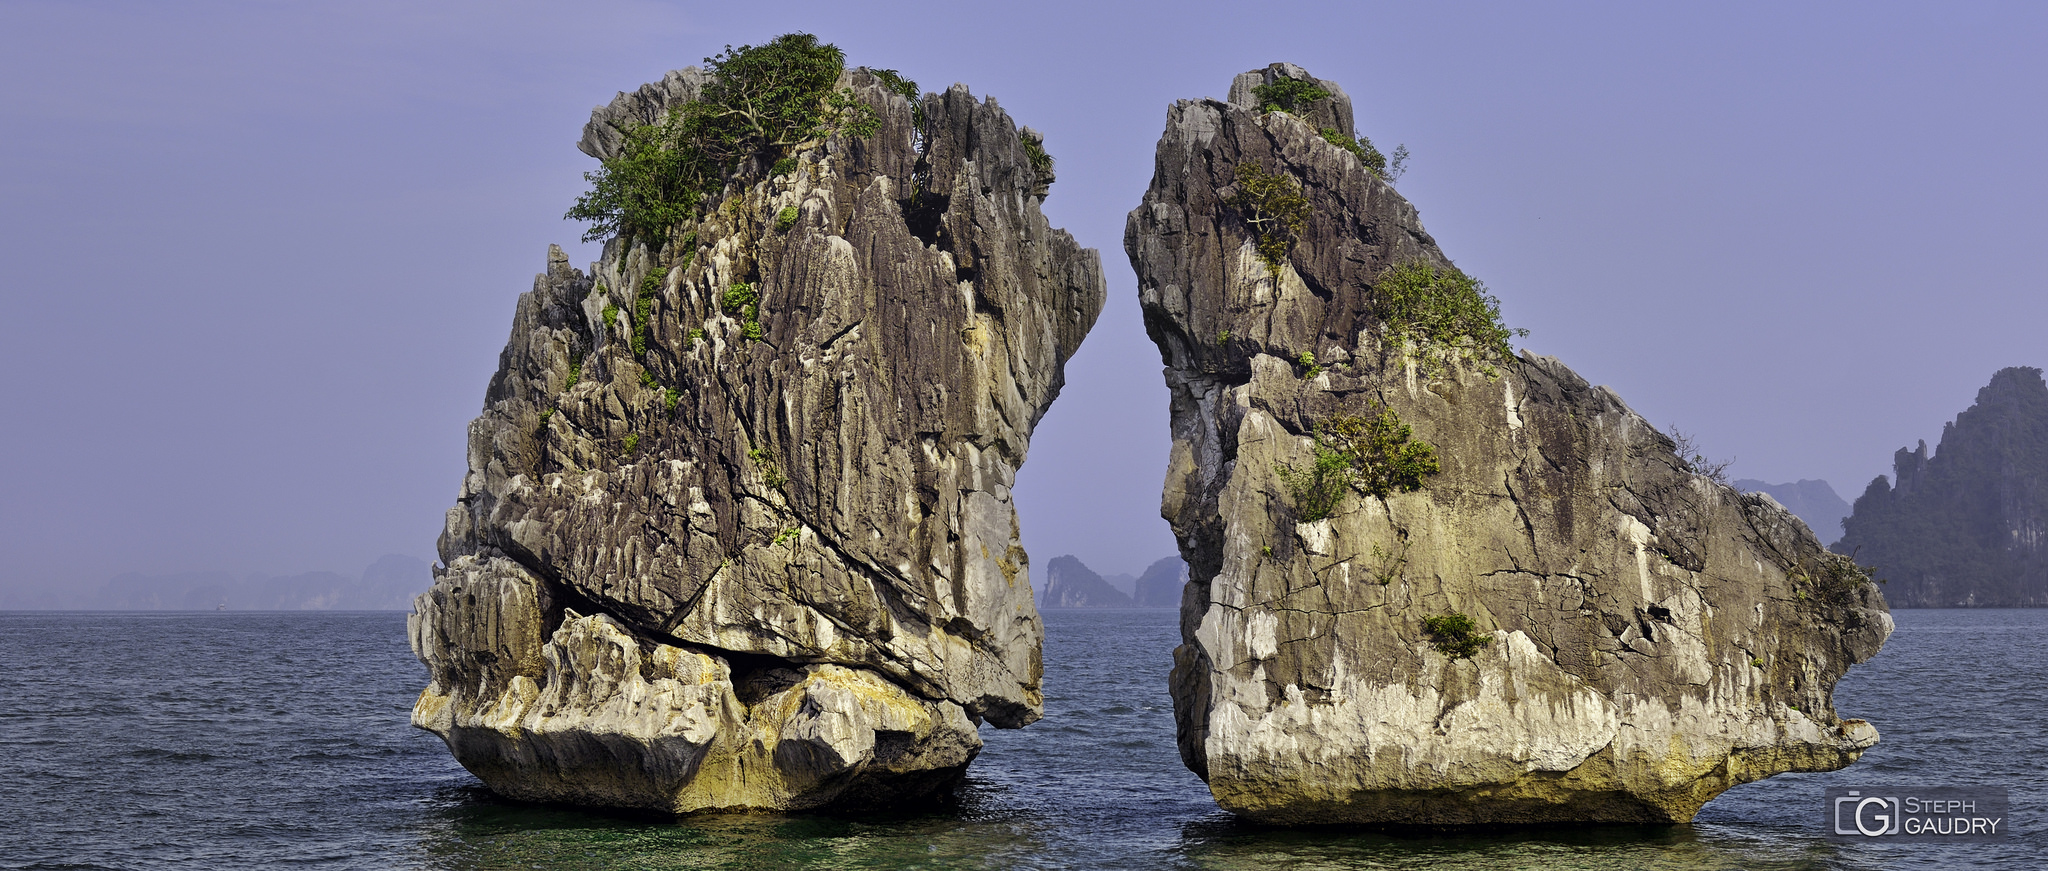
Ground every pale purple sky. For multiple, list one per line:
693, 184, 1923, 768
3, 1, 2043, 593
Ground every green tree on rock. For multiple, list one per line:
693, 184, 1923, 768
566, 33, 879, 247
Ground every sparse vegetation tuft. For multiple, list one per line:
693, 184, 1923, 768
1276, 406, 1441, 521
722, 281, 762, 340
1021, 132, 1055, 192
1252, 78, 1330, 114
775, 205, 799, 231
1369, 262, 1526, 373
1318, 128, 1408, 184
1225, 163, 1310, 276
1669, 427, 1732, 485
1792, 552, 1879, 607
565, 33, 880, 247
1296, 351, 1321, 380
748, 446, 786, 489
1423, 612, 1492, 659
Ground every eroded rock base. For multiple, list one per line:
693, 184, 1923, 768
410, 555, 979, 812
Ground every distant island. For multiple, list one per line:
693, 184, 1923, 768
1836, 366, 2048, 607
0, 554, 431, 610
1733, 479, 1849, 544
1040, 554, 1183, 608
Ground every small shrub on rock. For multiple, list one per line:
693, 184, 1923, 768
1370, 262, 1527, 372
566, 33, 879, 246
1252, 79, 1330, 114
722, 281, 762, 340
1276, 406, 1440, 521
1225, 163, 1310, 276
1423, 612, 1491, 659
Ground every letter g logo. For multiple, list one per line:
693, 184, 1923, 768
1855, 797, 1893, 837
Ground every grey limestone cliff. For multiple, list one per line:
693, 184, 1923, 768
411, 66, 1104, 812
1127, 64, 1889, 825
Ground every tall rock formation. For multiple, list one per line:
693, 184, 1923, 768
411, 62, 1104, 812
1040, 555, 1134, 608
1837, 367, 2048, 607
1127, 64, 1889, 825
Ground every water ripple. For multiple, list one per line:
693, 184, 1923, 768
0, 609, 2040, 869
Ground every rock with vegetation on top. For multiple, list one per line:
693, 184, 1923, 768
411, 43, 1104, 813
1127, 63, 1889, 826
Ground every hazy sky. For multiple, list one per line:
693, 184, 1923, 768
3, 1, 2044, 593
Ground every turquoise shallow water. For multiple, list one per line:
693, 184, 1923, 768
0, 608, 2040, 869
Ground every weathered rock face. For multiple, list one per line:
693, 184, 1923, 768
1127, 64, 1890, 826
411, 67, 1104, 813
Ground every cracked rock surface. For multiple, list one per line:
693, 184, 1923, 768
1127, 64, 1890, 825
412, 67, 1104, 813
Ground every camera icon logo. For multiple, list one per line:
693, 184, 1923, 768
1834, 790, 1901, 837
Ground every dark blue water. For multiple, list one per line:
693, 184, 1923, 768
0, 608, 2040, 869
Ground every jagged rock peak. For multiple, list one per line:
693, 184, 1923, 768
1128, 64, 1889, 826
412, 57, 1105, 814
1839, 365, 2048, 607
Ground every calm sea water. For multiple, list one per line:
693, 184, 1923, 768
1, 608, 2040, 869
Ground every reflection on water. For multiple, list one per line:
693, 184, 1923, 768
0, 609, 2039, 869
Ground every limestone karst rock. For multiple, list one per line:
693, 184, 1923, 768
1039, 555, 1134, 608
1837, 366, 2048, 607
1127, 63, 1890, 825
1132, 555, 1188, 608
411, 63, 1104, 813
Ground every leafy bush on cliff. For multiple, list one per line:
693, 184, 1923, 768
566, 33, 880, 246
1318, 128, 1408, 183
722, 281, 762, 340
1021, 132, 1055, 191
1225, 163, 1310, 275
1252, 79, 1330, 114
1278, 407, 1441, 521
1422, 612, 1492, 659
1790, 553, 1879, 607
1369, 262, 1527, 373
